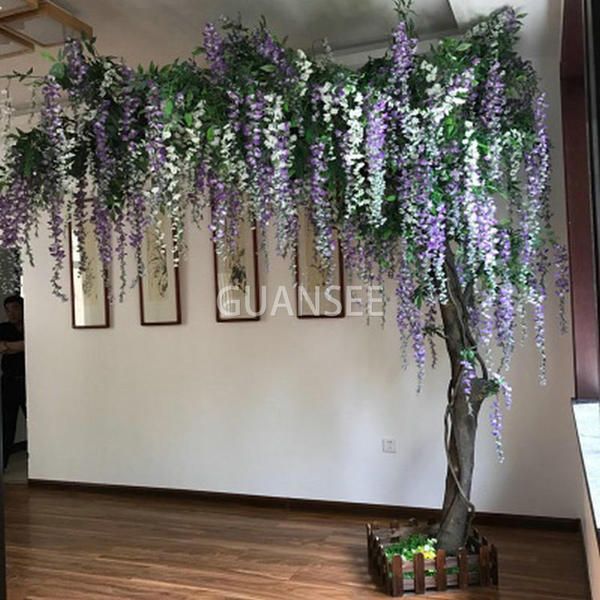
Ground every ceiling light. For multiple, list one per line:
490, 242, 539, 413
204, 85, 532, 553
0, 0, 37, 19
0, 0, 92, 47
0, 25, 33, 58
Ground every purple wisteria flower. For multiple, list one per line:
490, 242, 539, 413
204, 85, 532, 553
396, 258, 426, 391
254, 28, 297, 84
461, 358, 476, 397
389, 20, 416, 97
127, 192, 150, 279
64, 38, 88, 95
121, 66, 140, 153
203, 23, 227, 82
554, 243, 570, 334
41, 75, 69, 299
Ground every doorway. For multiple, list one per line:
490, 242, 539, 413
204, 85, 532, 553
0, 249, 27, 484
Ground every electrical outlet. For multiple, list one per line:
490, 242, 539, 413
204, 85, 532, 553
382, 438, 397, 453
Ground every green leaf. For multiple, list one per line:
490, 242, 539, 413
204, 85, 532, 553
386, 194, 396, 202
184, 113, 193, 127
206, 126, 215, 142
260, 64, 277, 73
40, 50, 56, 62
164, 98, 174, 118
49, 62, 65, 80
457, 42, 471, 52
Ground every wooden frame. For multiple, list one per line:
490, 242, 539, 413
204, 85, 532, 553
0, 0, 92, 47
295, 212, 345, 319
0, 26, 34, 59
0, 0, 37, 19
138, 218, 182, 326
213, 224, 260, 322
68, 222, 110, 330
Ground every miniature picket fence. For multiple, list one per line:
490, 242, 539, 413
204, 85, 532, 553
366, 523, 498, 596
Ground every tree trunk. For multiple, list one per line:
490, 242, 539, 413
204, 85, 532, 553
435, 252, 486, 553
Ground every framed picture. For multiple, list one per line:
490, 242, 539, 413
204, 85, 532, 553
139, 216, 182, 326
68, 220, 110, 329
213, 221, 260, 322
295, 211, 345, 319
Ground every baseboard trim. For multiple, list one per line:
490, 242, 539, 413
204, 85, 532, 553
28, 478, 580, 532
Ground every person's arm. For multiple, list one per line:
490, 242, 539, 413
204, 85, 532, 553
0, 340, 24, 354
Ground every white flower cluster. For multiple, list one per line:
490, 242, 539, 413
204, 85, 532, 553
294, 49, 313, 98
0, 89, 12, 168
264, 93, 297, 255
340, 86, 367, 217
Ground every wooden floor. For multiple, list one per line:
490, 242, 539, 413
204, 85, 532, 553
4, 484, 591, 599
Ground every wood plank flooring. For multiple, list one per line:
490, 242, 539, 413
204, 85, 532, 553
4, 484, 591, 599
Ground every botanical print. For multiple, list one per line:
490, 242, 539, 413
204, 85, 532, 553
146, 224, 169, 302
297, 213, 342, 317
71, 221, 106, 327
141, 216, 180, 324
216, 224, 256, 320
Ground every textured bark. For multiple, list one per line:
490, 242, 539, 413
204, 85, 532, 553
436, 251, 486, 553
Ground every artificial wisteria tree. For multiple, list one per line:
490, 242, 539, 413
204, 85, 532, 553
0, 5, 568, 552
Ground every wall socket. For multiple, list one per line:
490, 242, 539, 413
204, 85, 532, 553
382, 438, 397, 453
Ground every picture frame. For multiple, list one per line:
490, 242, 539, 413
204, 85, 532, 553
139, 216, 182, 326
295, 211, 345, 319
213, 221, 260, 322
68, 220, 110, 329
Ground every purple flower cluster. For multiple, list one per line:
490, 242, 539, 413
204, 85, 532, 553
121, 66, 140, 153
93, 99, 115, 184
41, 76, 68, 298
494, 281, 515, 369
389, 21, 416, 96
553, 243, 569, 334
522, 93, 551, 276
64, 39, 88, 94
92, 99, 117, 272
254, 28, 297, 84
208, 170, 242, 260
127, 192, 150, 278
489, 376, 512, 462
0, 179, 31, 250
480, 61, 505, 131
396, 259, 426, 391
243, 92, 272, 229
203, 23, 227, 82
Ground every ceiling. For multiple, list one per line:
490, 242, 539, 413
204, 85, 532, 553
0, 0, 563, 110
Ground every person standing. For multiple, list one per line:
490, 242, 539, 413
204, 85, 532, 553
0, 295, 25, 470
